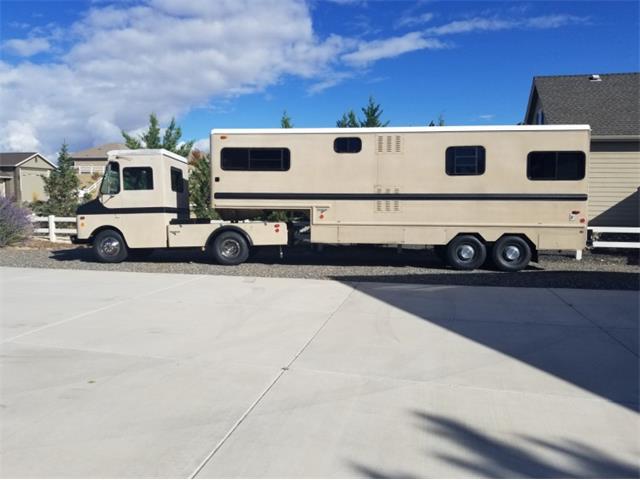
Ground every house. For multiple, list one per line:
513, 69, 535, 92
71, 142, 125, 176
524, 72, 640, 226
0, 152, 55, 203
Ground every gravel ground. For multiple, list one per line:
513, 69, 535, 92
1, 243, 638, 290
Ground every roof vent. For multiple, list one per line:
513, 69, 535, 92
589, 74, 602, 82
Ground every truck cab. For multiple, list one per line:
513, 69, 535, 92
73, 149, 286, 263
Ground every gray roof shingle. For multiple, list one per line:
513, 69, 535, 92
526, 72, 640, 137
0, 152, 37, 167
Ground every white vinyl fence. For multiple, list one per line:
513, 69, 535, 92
31, 215, 77, 242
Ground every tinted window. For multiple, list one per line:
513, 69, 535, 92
171, 167, 184, 192
123, 167, 154, 190
100, 162, 120, 194
527, 151, 585, 180
221, 148, 290, 171
334, 137, 362, 153
446, 146, 486, 175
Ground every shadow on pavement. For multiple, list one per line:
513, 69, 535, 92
332, 271, 639, 290
350, 413, 639, 478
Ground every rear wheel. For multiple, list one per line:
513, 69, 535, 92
492, 236, 532, 272
446, 235, 487, 270
211, 231, 250, 265
93, 230, 128, 263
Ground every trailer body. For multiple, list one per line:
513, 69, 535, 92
211, 126, 590, 255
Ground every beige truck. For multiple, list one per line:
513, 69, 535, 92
73, 125, 590, 271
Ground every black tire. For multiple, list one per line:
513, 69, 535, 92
211, 231, 250, 265
492, 236, 532, 272
93, 230, 128, 263
445, 235, 487, 270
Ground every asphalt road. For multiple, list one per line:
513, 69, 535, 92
0, 267, 638, 478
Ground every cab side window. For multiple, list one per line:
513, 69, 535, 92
123, 167, 154, 190
170, 167, 184, 192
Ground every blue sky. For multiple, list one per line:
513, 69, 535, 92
1, 0, 638, 156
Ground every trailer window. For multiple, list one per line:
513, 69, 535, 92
100, 162, 120, 195
446, 146, 486, 175
221, 148, 290, 171
334, 137, 362, 154
527, 151, 585, 180
170, 167, 184, 192
123, 167, 154, 190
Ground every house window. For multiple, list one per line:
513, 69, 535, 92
445, 146, 486, 176
334, 137, 362, 153
527, 151, 586, 180
100, 162, 120, 194
170, 167, 184, 192
221, 148, 290, 171
123, 167, 154, 190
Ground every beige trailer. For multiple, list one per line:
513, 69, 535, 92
73, 149, 286, 264
210, 125, 590, 271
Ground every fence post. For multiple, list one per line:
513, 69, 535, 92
575, 249, 583, 260
48, 215, 56, 242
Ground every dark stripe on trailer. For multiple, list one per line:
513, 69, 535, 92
213, 192, 588, 201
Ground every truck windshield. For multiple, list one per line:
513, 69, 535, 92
100, 162, 120, 195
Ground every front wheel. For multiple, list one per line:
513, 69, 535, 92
93, 230, 128, 263
211, 231, 250, 265
492, 236, 532, 272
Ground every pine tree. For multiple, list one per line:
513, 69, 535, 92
280, 110, 293, 128
428, 114, 445, 127
188, 151, 218, 219
336, 110, 360, 127
121, 113, 194, 157
42, 142, 80, 216
359, 96, 389, 127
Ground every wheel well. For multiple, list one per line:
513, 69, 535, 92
89, 226, 128, 247
450, 232, 487, 244
206, 226, 253, 248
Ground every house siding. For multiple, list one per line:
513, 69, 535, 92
19, 167, 50, 202
588, 144, 640, 227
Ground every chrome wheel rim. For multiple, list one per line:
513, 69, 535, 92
457, 244, 475, 262
220, 238, 241, 258
503, 245, 521, 262
100, 237, 120, 257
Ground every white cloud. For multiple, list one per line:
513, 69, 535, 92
425, 14, 588, 36
0, 0, 350, 153
342, 32, 447, 66
0, 1, 591, 155
395, 12, 435, 29
193, 138, 210, 152
2, 37, 50, 56
477, 114, 495, 120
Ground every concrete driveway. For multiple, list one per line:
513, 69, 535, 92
0, 267, 638, 478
